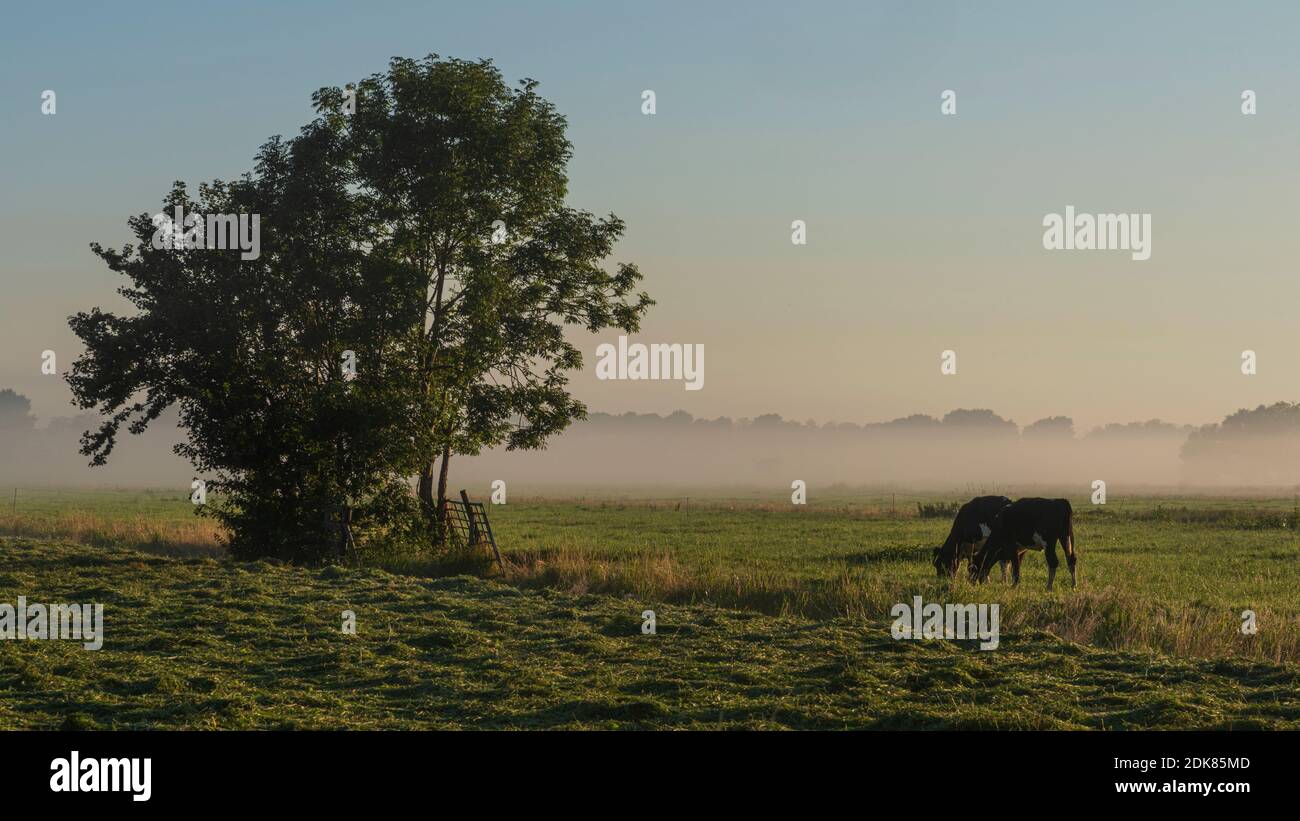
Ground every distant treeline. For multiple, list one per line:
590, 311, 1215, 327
4, 388, 1300, 487
581, 408, 1193, 440
458, 403, 1300, 488
1181, 402, 1300, 484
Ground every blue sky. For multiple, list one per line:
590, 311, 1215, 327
4, 1, 1300, 429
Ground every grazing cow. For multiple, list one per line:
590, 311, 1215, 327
969, 497, 1077, 589
932, 495, 1012, 579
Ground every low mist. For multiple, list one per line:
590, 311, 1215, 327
6, 393, 1300, 493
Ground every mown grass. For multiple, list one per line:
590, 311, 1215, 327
4, 488, 1299, 662
2, 538, 1298, 729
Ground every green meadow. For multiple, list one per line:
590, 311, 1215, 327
1, 488, 1298, 728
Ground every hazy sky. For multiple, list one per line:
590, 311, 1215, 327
3, 1, 1300, 433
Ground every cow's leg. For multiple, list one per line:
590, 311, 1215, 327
1044, 541, 1059, 590
1010, 551, 1022, 586
1062, 531, 1077, 588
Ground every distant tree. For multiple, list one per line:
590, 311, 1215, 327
0, 389, 35, 430
940, 408, 1018, 434
1181, 402, 1300, 483
751, 413, 792, 429
1023, 416, 1075, 438
1085, 419, 1187, 439
692, 415, 734, 431
1219, 402, 1300, 434
874, 413, 941, 431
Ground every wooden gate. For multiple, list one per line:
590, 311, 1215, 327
442, 489, 504, 570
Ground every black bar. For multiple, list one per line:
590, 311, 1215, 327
9, 730, 1286, 808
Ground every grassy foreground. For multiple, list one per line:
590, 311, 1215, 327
475, 495, 1300, 663
2, 537, 1299, 729
4, 488, 1300, 662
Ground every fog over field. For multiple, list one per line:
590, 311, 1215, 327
455, 407, 1300, 490
6, 390, 1300, 491
456, 412, 1194, 489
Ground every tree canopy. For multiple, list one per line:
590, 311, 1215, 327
68, 55, 652, 560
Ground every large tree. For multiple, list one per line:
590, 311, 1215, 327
316, 56, 652, 538
68, 55, 651, 558
69, 119, 437, 559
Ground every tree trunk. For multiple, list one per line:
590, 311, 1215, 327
417, 460, 437, 518
433, 443, 452, 546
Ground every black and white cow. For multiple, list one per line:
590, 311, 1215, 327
969, 497, 1077, 589
932, 495, 1012, 579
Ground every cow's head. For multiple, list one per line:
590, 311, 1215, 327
932, 544, 957, 578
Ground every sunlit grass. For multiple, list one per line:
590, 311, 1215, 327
2, 537, 1297, 730
3, 488, 1298, 661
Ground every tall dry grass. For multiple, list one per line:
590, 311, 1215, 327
498, 545, 1298, 663
0, 510, 225, 557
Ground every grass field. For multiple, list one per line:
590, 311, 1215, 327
3, 538, 1298, 729
481, 494, 1300, 662
2, 487, 1298, 728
